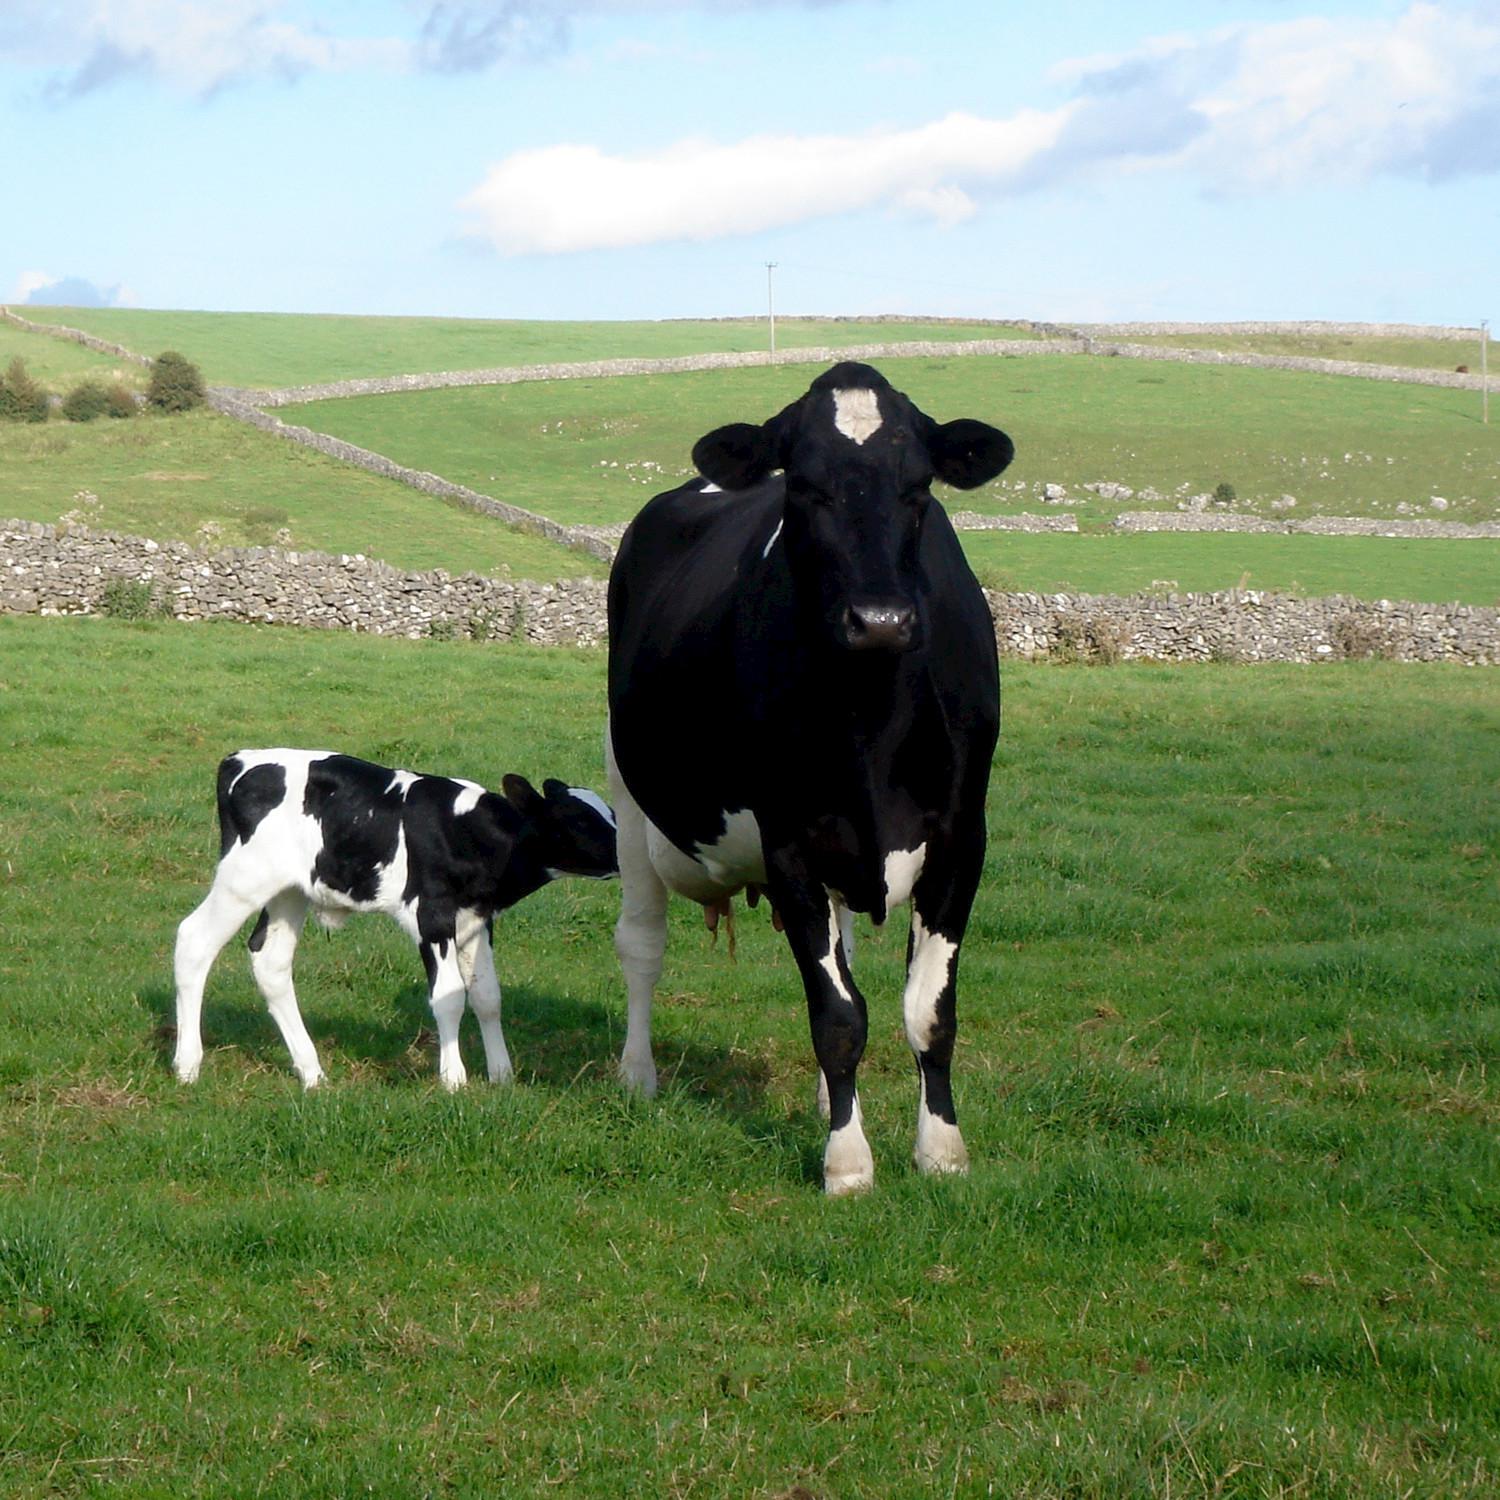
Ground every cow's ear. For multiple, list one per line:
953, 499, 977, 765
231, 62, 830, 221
929, 418, 1015, 490
501, 774, 545, 818
692, 421, 778, 490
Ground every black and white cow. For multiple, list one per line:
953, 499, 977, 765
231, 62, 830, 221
606, 360, 1013, 1193
173, 750, 617, 1089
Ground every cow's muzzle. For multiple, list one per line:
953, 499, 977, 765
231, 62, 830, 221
842, 599, 917, 652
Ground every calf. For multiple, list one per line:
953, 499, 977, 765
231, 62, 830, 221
173, 749, 617, 1089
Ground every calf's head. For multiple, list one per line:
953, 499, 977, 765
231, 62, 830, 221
692, 361, 1013, 653
502, 775, 619, 879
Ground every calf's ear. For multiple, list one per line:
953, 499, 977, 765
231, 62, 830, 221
501, 774, 546, 818
929, 418, 1015, 490
692, 421, 778, 490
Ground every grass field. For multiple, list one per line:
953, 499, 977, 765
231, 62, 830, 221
961, 530, 1500, 605
2, 615, 1497, 1497
276, 354, 1500, 526
0, 408, 605, 581
1122, 331, 1491, 375
14, 308, 1034, 389
0, 321, 148, 392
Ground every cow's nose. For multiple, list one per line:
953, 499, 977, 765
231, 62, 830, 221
844, 600, 916, 651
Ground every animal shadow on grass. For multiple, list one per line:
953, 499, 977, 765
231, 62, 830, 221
138, 970, 805, 1168
139, 972, 786, 1128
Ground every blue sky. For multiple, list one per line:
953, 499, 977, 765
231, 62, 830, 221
2, 1, 1497, 324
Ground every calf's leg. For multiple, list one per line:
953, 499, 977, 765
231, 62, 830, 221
421, 934, 471, 1090
174, 877, 270, 1083
458, 914, 512, 1085
247, 890, 322, 1089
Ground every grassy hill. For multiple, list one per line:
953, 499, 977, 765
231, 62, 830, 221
0, 407, 605, 580
3, 311, 1497, 602
1119, 329, 1490, 374
16, 307, 1035, 389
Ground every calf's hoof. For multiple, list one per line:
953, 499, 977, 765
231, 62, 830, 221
823, 1124, 875, 1196
619, 1053, 658, 1099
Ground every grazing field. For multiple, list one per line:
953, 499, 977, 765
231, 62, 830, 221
961, 529, 1500, 605
0, 321, 147, 391
1122, 330, 1490, 375
278, 354, 1500, 526
2, 615, 1496, 1497
0, 408, 604, 581
16, 307, 1034, 389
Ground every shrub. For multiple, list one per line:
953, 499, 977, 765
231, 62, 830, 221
105, 383, 138, 419
0, 358, 50, 423
1212, 481, 1237, 506
61, 380, 112, 422
99, 578, 157, 620
146, 351, 206, 412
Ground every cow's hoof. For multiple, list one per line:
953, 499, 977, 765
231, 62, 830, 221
914, 1116, 969, 1176
823, 1124, 874, 1195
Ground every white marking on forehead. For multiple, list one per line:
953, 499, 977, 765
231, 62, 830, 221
452, 781, 484, 816
762, 518, 784, 559
833, 387, 883, 445
568, 787, 616, 829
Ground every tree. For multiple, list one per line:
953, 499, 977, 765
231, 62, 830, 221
147, 350, 207, 412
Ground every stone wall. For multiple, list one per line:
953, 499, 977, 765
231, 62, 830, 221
1113, 511, 1500, 539
6, 520, 1496, 664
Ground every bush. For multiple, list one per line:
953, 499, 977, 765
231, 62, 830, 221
105, 383, 138, 419
99, 578, 157, 620
61, 380, 112, 422
146, 351, 206, 412
1212, 481, 1237, 506
0, 358, 50, 423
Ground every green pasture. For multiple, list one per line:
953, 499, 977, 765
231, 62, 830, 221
962, 530, 1500, 605
2, 615, 1497, 1497
15, 307, 1032, 389
278, 354, 1500, 526
0, 320, 148, 392
0, 407, 604, 581
1124, 330, 1492, 375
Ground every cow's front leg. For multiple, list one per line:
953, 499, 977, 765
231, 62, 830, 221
458, 913, 512, 1085
904, 830, 983, 1175
420, 934, 469, 1090
772, 864, 873, 1195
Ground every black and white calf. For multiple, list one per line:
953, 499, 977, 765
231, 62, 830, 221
607, 361, 1013, 1193
173, 750, 617, 1089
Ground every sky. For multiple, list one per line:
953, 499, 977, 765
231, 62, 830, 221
2, 0, 1498, 324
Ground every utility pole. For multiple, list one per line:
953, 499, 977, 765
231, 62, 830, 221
1482, 319, 1490, 425
766, 262, 778, 364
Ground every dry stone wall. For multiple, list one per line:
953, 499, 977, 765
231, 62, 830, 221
1113, 511, 1500, 539
6, 520, 1496, 664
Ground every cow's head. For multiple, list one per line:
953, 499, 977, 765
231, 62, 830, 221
502, 776, 619, 880
691, 362, 1012, 652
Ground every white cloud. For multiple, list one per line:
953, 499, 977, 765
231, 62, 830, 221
460, 1, 1500, 255
12, 270, 56, 301
460, 108, 1075, 253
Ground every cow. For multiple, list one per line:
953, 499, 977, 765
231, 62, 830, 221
606, 360, 1013, 1194
173, 750, 618, 1089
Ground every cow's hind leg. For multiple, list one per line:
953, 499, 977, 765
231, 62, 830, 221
248, 890, 322, 1088
904, 833, 983, 1175
607, 729, 666, 1097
